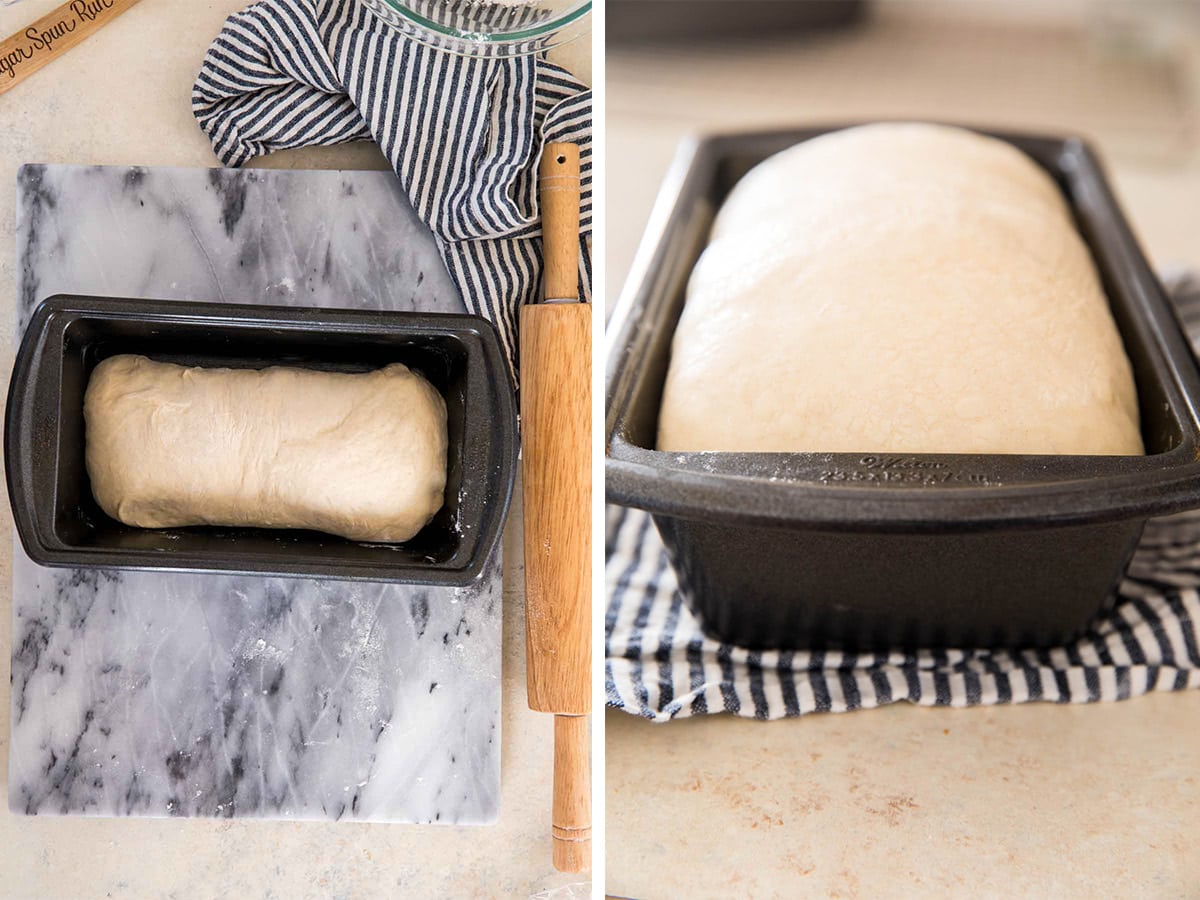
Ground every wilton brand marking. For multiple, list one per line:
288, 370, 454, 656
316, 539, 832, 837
858, 456, 949, 471
819, 457, 994, 487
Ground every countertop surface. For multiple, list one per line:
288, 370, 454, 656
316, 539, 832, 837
0, 1, 589, 897
605, 9, 1200, 900
608, 694, 1199, 898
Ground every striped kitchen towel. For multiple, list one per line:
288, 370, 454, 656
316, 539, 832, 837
607, 271, 1200, 721
192, 0, 591, 378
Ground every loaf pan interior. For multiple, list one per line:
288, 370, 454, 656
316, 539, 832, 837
606, 126, 1200, 529
8, 297, 516, 584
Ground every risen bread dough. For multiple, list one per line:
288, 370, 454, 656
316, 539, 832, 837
657, 123, 1144, 455
84, 356, 447, 542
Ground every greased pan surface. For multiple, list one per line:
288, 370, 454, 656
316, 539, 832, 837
7, 295, 517, 586
605, 125, 1200, 650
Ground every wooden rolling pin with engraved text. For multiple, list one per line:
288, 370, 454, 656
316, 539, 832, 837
0, 0, 142, 96
522, 142, 591, 874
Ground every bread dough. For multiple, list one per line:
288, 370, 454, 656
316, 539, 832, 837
657, 123, 1144, 456
84, 355, 448, 542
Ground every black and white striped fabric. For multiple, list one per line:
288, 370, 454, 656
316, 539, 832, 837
607, 273, 1200, 721
192, 0, 591, 378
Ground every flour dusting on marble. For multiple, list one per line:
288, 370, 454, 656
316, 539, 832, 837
9, 165, 501, 823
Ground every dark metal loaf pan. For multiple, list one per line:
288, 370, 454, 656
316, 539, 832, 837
7, 295, 517, 586
606, 125, 1200, 651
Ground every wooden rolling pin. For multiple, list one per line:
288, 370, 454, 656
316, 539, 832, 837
522, 142, 591, 873
0, 0, 142, 96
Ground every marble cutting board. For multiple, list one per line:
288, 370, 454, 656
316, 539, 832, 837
8, 164, 502, 823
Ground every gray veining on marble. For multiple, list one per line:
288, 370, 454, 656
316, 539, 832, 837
10, 165, 501, 823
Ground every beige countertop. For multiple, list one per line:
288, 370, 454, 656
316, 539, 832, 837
0, 2, 590, 898
608, 693, 1199, 898
605, 11, 1200, 900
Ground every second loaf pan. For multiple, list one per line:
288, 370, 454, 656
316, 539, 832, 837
6, 295, 517, 586
606, 125, 1200, 651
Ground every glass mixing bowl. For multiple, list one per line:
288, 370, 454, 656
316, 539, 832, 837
359, 0, 590, 58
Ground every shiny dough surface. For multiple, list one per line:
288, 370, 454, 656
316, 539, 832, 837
84, 355, 447, 542
656, 123, 1144, 455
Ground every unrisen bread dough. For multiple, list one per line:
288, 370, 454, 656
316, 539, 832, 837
657, 123, 1144, 455
84, 356, 447, 542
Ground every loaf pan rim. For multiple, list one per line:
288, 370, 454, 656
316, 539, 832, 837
605, 122, 1200, 532
6, 294, 517, 585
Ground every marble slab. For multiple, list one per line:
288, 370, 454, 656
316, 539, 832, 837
9, 164, 502, 823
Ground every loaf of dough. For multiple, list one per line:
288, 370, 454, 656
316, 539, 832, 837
84, 356, 447, 542
657, 123, 1144, 456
